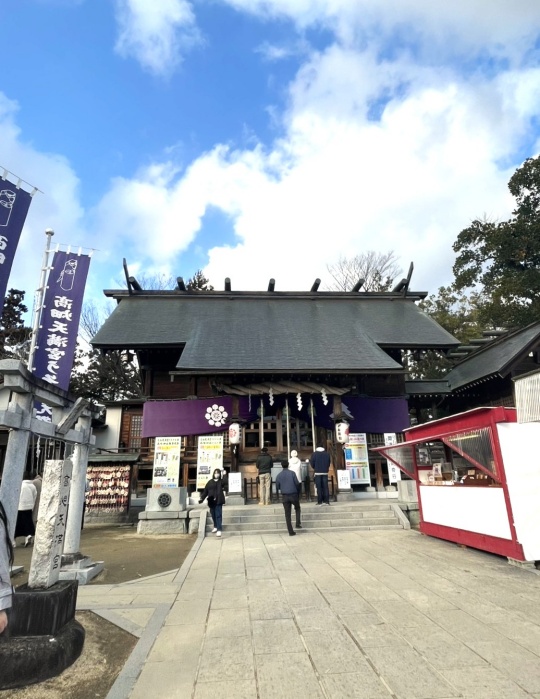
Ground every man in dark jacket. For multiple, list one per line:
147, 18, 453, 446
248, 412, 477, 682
256, 446, 273, 505
276, 461, 301, 536
310, 444, 331, 505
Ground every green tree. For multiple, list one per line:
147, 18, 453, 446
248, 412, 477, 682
0, 289, 31, 360
69, 346, 143, 404
419, 285, 484, 343
70, 298, 143, 404
453, 155, 540, 328
409, 285, 484, 379
186, 269, 214, 291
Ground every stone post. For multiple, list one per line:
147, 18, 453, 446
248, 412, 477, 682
28, 458, 73, 589
0, 390, 33, 541
63, 416, 91, 558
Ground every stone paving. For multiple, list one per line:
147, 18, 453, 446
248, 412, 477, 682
77, 525, 540, 699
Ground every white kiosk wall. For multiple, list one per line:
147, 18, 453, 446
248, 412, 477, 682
497, 422, 540, 561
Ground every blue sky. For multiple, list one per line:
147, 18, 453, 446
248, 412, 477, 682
3, 1, 540, 316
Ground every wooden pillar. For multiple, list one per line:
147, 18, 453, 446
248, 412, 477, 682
375, 457, 384, 492
259, 398, 264, 448
285, 399, 291, 457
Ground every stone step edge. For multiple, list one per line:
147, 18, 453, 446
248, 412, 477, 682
210, 525, 405, 536
214, 513, 397, 522
206, 517, 400, 529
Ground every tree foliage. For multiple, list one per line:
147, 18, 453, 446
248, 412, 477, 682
69, 346, 143, 404
325, 251, 401, 291
0, 289, 31, 361
419, 285, 484, 344
453, 155, 540, 328
186, 269, 214, 291
409, 285, 485, 379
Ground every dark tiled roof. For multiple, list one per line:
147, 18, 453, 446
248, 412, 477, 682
91, 294, 458, 373
445, 322, 540, 390
405, 380, 450, 395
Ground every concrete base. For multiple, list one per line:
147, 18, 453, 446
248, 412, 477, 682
138, 510, 188, 520
226, 495, 245, 506
188, 517, 200, 534
137, 519, 187, 534
507, 557, 538, 570
398, 502, 420, 529
59, 556, 105, 584
10, 565, 24, 576
336, 491, 356, 501
352, 491, 399, 500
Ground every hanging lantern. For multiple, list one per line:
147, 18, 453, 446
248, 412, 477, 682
229, 422, 241, 445
335, 420, 350, 444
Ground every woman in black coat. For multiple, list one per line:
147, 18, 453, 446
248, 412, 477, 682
199, 469, 227, 537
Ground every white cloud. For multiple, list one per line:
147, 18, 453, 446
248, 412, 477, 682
89, 34, 540, 294
221, 0, 540, 62
114, 0, 201, 76
14, 1, 537, 301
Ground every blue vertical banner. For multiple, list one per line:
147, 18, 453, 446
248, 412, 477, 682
32, 250, 91, 421
0, 176, 33, 305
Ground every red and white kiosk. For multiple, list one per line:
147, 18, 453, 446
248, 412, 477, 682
373, 406, 540, 564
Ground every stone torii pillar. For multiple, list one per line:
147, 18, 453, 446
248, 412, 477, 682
63, 414, 91, 559
0, 360, 97, 579
0, 389, 34, 541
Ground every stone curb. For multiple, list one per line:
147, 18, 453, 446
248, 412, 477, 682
89, 510, 208, 699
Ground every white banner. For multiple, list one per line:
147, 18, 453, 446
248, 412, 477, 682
344, 433, 371, 484
337, 469, 351, 490
152, 436, 182, 488
197, 435, 223, 489
228, 472, 242, 494
384, 433, 402, 484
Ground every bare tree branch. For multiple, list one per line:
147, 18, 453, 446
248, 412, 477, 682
325, 251, 401, 291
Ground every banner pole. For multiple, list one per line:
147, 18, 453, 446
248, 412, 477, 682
27, 228, 54, 371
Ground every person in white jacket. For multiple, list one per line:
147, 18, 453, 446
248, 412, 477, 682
15, 472, 37, 547
288, 450, 303, 493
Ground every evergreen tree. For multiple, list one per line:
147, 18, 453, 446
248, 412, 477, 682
186, 270, 214, 291
453, 155, 540, 328
409, 285, 485, 379
69, 346, 143, 404
0, 289, 31, 361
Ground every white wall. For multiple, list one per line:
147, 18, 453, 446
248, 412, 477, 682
420, 486, 511, 540
497, 422, 540, 561
93, 406, 123, 451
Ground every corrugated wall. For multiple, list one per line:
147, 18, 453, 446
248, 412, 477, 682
514, 371, 540, 423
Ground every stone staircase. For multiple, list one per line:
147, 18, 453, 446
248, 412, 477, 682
205, 501, 408, 536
